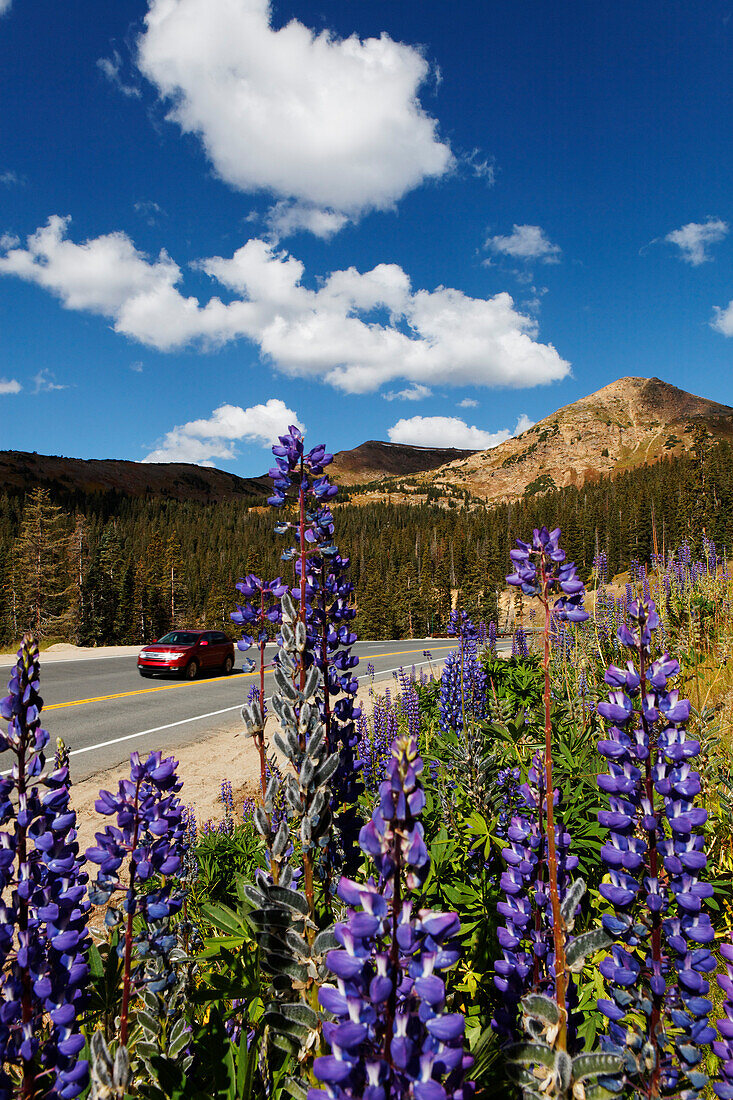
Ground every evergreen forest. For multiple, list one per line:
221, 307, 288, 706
1, 436, 732, 646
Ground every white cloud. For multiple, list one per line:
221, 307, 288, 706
457, 397, 478, 408
0, 378, 21, 394
33, 369, 66, 393
514, 412, 535, 434
0, 218, 571, 394
0, 170, 20, 186
388, 412, 532, 450
97, 50, 142, 98
143, 398, 302, 464
0, 1, 12, 17
130, 360, 144, 372
485, 224, 561, 263
383, 383, 432, 401
711, 300, 733, 337
265, 202, 349, 241
136, 0, 452, 220
666, 218, 728, 265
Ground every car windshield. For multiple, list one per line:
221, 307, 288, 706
155, 632, 199, 645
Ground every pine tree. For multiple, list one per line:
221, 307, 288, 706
12, 488, 73, 638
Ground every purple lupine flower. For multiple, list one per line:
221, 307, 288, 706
232, 574, 287, 796
310, 735, 473, 1100
714, 942, 733, 1097
397, 667, 421, 743
0, 635, 90, 1099
85, 750, 185, 1047
220, 778, 234, 834
596, 598, 715, 1096
493, 754, 578, 1041
511, 626, 529, 658
487, 621, 497, 655
440, 611, 487, 734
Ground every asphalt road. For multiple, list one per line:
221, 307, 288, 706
0, 640, 458, 782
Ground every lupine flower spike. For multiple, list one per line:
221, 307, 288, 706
0, 635, 90, 1100
596, 598, 716, 1097
311, 734, 474, 1100
85, 751, 185, 1048
506, 527, 588, 1051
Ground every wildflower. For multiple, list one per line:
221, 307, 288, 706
311, 735, 473, 1100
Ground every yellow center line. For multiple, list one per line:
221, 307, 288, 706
44, 644, 456, 712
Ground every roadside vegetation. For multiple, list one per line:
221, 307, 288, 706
2, 427, 733, 1098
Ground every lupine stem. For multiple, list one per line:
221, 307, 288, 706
541, 563, 567, 1050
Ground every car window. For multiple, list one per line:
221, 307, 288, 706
157, 631, 199, 645
214, 632, 229, 643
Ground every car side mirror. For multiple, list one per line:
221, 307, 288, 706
200, 640, 208, 646
152, 638, 157, 644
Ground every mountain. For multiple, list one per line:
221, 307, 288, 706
348, 377, 733, 506
329, 440, 477, 486
0, 450, 270, 505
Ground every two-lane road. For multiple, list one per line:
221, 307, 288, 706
0, 641, 459, 781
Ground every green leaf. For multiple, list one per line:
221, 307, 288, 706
136, 1009, 160, 1038
521, 994, 559, 1025
200, 902, 247, 936
268, 885, 310, 916
280, 1002, 319, 1029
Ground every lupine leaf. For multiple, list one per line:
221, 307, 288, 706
281, 1002, 319, 1028
521, 994, 560, 1025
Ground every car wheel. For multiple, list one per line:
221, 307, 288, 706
184, 660, 199, 680
222, 655, 234, 675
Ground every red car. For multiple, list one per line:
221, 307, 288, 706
138, 630, 235, 679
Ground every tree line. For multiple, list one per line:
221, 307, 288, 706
1, 435, 731, 645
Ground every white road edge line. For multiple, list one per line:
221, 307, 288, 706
58, 658, 445, 764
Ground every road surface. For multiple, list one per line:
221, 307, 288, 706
0, 640, 462, 781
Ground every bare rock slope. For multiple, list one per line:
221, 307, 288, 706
349, 377, 733, 506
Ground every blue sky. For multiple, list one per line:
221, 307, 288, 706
1, 0, 732, 475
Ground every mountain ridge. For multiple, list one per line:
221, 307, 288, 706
346, 376, 733, 507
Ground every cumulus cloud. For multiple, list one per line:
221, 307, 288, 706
485, 224, 561, 263
0, 217, 571, 394
666, 218, 728, 265
0, 1, 12, 16
0, 378, 21, 394
388, 413, 533, 450
97, 50, 142, 98
711, 300, 733, 337
265, 202, 349, 241
0, 170, 21, 186
143, 398, 302, 464
136, 0, 452, 221
383, 384, 432, 402
457, 397, 478, 408
130, 360, 144, 372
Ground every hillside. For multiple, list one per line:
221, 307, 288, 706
0, 450, 270, 505
328, 440, 477, 486
348, 377, 733, 506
